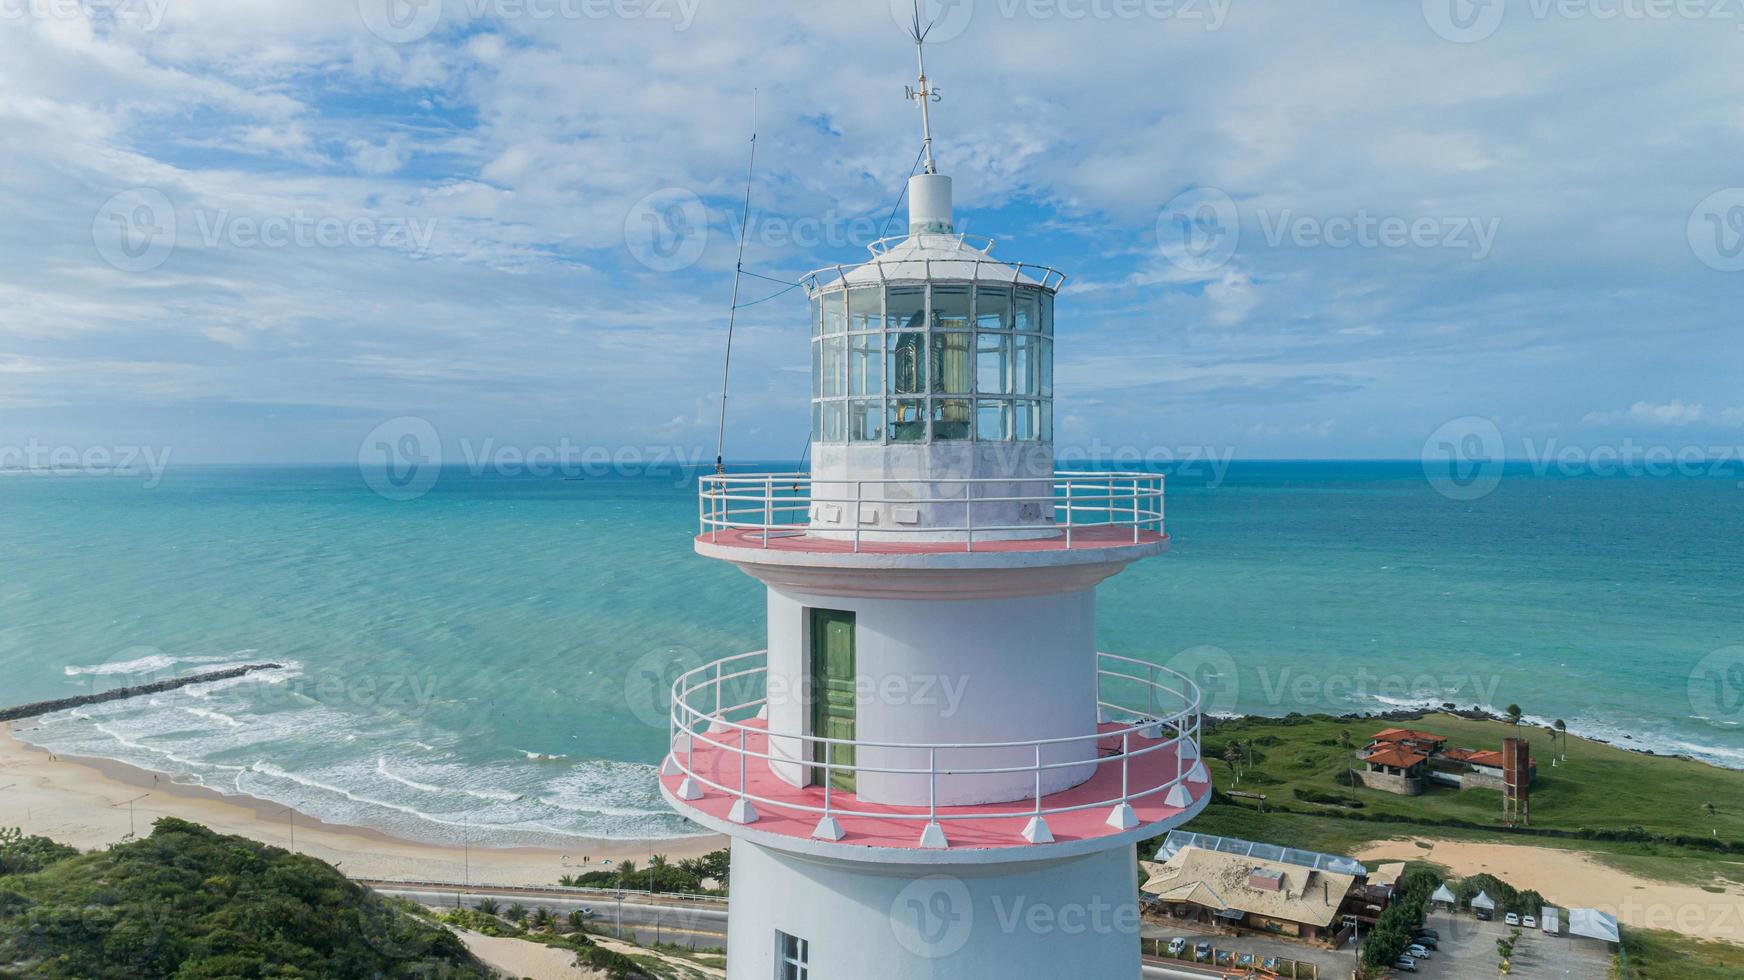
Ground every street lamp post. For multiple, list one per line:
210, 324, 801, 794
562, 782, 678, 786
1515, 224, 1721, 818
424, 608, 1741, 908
110, 793, 150, 838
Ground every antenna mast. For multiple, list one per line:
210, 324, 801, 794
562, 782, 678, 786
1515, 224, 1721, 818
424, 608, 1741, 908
907, 1, 939, 175
714, 89, 758, 475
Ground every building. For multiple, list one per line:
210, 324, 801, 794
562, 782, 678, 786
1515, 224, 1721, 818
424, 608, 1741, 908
657, 32, 1210, 980
1140, 832, 1383, 947
1357, 727, 1537, 796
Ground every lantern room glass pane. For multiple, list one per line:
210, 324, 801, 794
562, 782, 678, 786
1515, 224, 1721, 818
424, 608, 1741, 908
930, 285, 971, 331
819, 401, 846, 442
1040, 400, 1053, 442
930, 331, 971, 394
889, 331, 925, 395
847, 286, 881, 332
885, 286, 926, 333
977, 332, 1012, 394
1038, 337, 1053, 397
822, 290, 847, 335
1039, 290, 1054, 336
1013, 333, 1041, 396
933, 399, 971, 440
849, 334, 882, 396
976, 285, 1011, 332
1013, 401, 1037, 441
820, 336, 846, 398
889, 399, 925, 442
848, 400, 882, 441
1014, 287, 1041, 333
810, 295, 822, 337
976, 400, 1011, 441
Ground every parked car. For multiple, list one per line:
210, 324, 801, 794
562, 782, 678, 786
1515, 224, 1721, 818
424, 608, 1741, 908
1407, 944, 1432, 959
1394, 955, 1418, 972
1523, 915, 1538, 929
1475, 908, 1493, 921
1411, 934, 1438, 950
1416, 928, 1440, 940
1193, 940, 1211, 961
1505, 912, 1522, 926
577, 906, 595, 918
1166, 938, 1185, 956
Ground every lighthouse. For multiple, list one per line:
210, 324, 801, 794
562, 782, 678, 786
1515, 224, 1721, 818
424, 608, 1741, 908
660, 31, 1209, 980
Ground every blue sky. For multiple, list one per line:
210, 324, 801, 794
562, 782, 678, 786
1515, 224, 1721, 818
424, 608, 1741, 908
3, 0, 1742, 465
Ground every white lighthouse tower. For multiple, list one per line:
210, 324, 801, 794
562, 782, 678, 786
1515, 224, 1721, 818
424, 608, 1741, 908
661, 32, 1209, 980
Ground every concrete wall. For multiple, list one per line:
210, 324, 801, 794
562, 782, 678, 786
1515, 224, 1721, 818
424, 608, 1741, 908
763, 584, 1099, 805
725, 839, 1141, 980
809, 440, 1056, 543
1357, 768, 1424, 796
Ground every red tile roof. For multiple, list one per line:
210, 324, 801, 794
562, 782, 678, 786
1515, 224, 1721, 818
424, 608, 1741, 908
1371, 728, 1445, 744
1362, 746, 1429, 769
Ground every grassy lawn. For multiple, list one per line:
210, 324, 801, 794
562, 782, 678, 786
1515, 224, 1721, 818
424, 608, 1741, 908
1625, 929, 1744, 979
1196, 712, 1744, 839
1171, 712, 1744, 886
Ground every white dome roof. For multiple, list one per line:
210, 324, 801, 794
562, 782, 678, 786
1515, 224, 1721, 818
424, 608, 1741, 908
805, 233, 1066, 293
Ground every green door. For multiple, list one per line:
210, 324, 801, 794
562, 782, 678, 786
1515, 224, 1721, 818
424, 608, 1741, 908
808, 609, 856, 793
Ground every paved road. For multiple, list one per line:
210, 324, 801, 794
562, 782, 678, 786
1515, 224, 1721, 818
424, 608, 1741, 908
369, 883, 728, 951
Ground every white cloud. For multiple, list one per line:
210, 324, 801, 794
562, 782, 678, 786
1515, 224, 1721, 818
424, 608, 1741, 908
1583, 401, 1705, 426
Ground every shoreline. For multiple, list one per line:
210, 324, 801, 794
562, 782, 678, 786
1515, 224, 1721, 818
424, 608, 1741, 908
0, 723, 726, 886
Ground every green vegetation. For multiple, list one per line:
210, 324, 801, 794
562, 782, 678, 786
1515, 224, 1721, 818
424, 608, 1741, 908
1623, 929, 1744, 979
1359, 865, 1441, 971
438, 901, 664, 979
0, 818, 485, 979
0, 828, 77, 877
560, 849, 730, 895
1175, 712, 1744, 884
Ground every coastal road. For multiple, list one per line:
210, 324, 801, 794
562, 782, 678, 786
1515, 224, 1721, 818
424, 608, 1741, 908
364, 881, 728, 951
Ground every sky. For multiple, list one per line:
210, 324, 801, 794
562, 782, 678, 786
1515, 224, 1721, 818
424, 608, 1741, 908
2, 0, 1742, 468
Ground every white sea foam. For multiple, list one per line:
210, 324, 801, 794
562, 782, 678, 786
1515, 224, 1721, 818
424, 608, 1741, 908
374, 755, 524, 802
181, 706, 242, 728
64, 653, 235, 676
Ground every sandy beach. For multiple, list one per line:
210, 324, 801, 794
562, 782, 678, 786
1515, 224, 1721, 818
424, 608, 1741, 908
1355, 837, 1744, 944
0, 723, 726, 887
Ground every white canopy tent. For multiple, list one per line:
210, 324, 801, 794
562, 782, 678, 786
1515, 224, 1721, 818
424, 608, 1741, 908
1470, 891, 1496, 911
1431, 884, 1457, 908
1569, 908, 1621, 945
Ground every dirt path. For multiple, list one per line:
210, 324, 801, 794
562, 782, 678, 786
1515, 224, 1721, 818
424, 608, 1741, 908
1354, 837, 1744, 944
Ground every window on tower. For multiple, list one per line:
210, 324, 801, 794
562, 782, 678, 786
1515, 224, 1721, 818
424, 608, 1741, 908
809, 281, 1053, 445
775, 930, 809, 979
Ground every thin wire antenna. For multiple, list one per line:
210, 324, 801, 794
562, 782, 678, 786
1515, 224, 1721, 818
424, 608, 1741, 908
908, 0, 938, 175
714, 89, 758, 475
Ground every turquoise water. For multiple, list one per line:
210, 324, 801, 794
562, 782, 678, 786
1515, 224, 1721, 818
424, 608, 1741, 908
1, 463, 1740, 845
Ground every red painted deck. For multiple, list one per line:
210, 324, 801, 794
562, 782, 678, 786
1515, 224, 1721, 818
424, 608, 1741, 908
696, 525, 1166, 557
661, 719, 1207, 851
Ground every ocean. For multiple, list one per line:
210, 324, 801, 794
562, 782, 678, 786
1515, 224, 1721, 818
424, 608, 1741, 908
2, 462, 1740, 847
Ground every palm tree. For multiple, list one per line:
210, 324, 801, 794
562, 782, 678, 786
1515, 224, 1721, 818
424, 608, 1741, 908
1505, 704, 1523, 726
567, 908, 590, 932
1554, 719, 1567, 760
475, 897, 499, 916
1704, 801, 1718, 835
558, 874, 577, 887
505, 902, 527, 923
677, 857, 709, 889
531, 907, 554, 932
1338, 729, 1352, 749
1221, 742, 1242, 777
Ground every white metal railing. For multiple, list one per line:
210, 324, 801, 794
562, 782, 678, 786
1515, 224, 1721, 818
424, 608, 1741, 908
697, 472, 1164, 552
800, 239, 1070, 294
664, 651, 1205, 847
